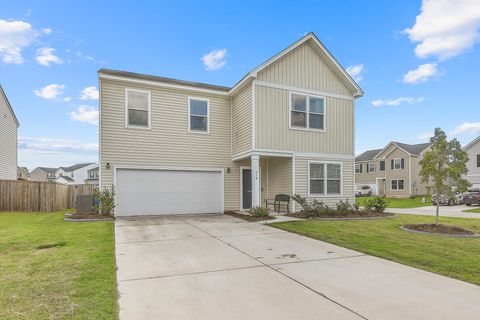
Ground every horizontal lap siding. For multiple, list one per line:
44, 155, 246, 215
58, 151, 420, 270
0, 93, 17, 180
466, 140, 480, 186
295, 156, 354, 206
100, 79, 241, 210
231, 84, 252, 155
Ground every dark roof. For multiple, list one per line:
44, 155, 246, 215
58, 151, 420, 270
58, 176, 74, 182
393, 142, 432, 155
0, 84, 20, 127
355, 149, 382, 162
59, 163, 95, 172
37, 167, 57, 173
88, 166, 99, 172
98, 69, 231, 92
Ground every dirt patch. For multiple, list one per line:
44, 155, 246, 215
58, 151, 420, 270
286, 211, 395, 219
68, 212, 113, 220
402, 224, 476, 236
225, 211, 275, 222
36, 242, 66, 250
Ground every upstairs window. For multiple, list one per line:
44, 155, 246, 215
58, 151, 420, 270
355, 164, 361, 174
367, 163, 375, 173
126, 89, 150, 128
309, 162, 342, 195
290, 93, 325, 131
380, 160, 385, 171
392, 158, 404, 170
188, 98, 209, 133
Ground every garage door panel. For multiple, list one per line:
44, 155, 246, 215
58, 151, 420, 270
116, 169, 223, 216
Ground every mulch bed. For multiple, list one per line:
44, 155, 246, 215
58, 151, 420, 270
402, 224, 477, 236
286, 211, 395, 220
225, 211, 275, 222
66, 212, 114, 221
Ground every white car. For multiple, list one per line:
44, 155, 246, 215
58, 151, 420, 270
355, 185, 372, 197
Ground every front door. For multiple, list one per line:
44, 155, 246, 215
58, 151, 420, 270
242, 169, 252, 210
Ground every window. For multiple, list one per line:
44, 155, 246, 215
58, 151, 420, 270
290, 93, 325, 131
47, 173, 53, 179
126, 89, 150, 128
380, 160, 385, 171
368, 163, 375, 173
355, 164, 361, 174
309, 162, 342, 195
188, 98, 209, 133
89, 172, 97, 179
393, 158, 402, 170
391, 179, 405, 190
477, 154, 480, 167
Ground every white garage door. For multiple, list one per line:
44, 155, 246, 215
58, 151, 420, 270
115, 169, 223, 216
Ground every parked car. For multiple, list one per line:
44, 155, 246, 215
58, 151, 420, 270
463, 188, 480, 206
431, 192, 463, 206
355, 185, 372, 197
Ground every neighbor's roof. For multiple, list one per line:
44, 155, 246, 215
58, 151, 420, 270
37, 167, 57, 173
392, 142, 432, 155
88, 166, 99, 172
0, 85, 20, 127
98, 32, 363, 98
355, 149, 382, 162
58, 176, 74, 182
59, 163, 95, 172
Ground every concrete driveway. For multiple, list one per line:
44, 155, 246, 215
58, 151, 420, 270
115, 214, 480, 320
385, 204, 480, 218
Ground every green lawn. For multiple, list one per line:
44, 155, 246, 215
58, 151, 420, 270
271, 214, 480, 285
355, 195, 431, 208
463, 207, 480, 213
0, 212, 117, 320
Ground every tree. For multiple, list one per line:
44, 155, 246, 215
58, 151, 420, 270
420, 128, 470, 224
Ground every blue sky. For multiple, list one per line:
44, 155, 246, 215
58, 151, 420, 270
1, 0, 480, 170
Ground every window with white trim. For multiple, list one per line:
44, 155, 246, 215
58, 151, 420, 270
355, 164, 361, 174
309, 162, 342, 195
368, 163, 375, 173
126, 89, 150, 128
290, 93, 325, 130
188, 98, 209, 133
391, 179, 405, 190
393, 158, 402, 170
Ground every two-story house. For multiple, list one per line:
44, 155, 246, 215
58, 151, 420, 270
31, 163, 97, 184
84, 166, 99, 185
464, 136, 480, 188
355, 141, 431, 197
30, 167, 58, 182
99, 33, 363, 216
0, 85, 20, 180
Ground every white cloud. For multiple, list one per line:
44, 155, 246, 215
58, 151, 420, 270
402, 63, 440, 84
346, 64, 365, 82
79, 86, 99, 100
449, 122, 480, 136
0, 19, 38, 64
69, 106, 99, 125
371, 96, 425, 107
416, 131, 434, 141
404, 0, 480, 60
34, 84, 65, 100
42, 28, 52, 35
63, 96, 72, 102
18, 136, 98, 153
201, 49, 227, 71
35, 47, 63, 66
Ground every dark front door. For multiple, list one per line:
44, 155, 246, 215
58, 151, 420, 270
242, 169, 252, 209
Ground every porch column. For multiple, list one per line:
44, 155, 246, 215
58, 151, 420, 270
251, 155, 261, 208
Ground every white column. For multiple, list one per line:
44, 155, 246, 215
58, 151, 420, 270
251, 155, 260, 208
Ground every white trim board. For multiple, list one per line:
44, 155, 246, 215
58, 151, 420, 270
255, 80, 354, 101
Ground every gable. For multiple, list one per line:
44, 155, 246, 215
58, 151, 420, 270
0, 86, 19, 127
375, 143, 409, 159
257, 42, 352, 96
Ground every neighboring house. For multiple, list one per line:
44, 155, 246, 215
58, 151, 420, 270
0, 85, 20, 180
464, 136, 480, 188
355, 142, 431, 197
30, 163, 97, 184
17, 166, 29, 180
99, 32, 363, 216
84, 166, 99, 185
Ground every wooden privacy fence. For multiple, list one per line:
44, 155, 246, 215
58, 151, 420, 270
0, 180, 95, 212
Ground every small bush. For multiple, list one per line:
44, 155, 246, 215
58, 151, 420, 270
409, 195, 416, 199
335, 200, 355, 214
364, 196, 388, 213
93, 187, 116, 216
248, 206, 270, 218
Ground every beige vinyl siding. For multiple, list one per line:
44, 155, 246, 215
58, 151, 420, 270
295, 156, 354, 207
266, 157, 292, 200
383, 148, 410, 197
466, 139, 480, 186
354, 161, 378, 185
257, 42, 351, 96
410, 155, 429, 195
255, 85, 354, 154
100, 78, 241, 210
231, 83, 252, 155
0, 93, 17, 180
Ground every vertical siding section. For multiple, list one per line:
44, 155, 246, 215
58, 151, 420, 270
0, 92, 17, 180
231, 84, 252, 155
267, 157, 292, 200
257, 42, 351, 96
255, 85, 354, 154
295, 156, 354, 206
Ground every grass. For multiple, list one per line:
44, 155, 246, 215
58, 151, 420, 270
271, 214, 480, 285
463, 207, 480, 213
0, 211, 117, 320
355, 195, 431, 208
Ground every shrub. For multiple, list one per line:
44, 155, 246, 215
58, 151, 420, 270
364, 196, 388, 213
93, 187, 116, 216
248, 206, 270, 218
335, 200, 355, 214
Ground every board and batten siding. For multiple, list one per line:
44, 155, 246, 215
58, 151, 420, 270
255, 85, 354, 154
100, 78, 242, 210
231, 83, 252, 156
257, 42, 352, 96
0, 92, 17, 180
266, 157, 292, 200
466, 138, 480, 186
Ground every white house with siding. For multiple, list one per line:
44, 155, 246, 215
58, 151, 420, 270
99, 32, 363, 216
0, 85, 19, 180
464, 136, 480, 188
